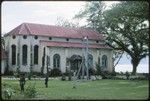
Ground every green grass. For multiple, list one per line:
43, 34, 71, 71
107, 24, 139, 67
2, 78, 149, 100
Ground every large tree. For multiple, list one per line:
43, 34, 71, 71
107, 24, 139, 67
75, 1, 149, 75
56, 17, 79, 28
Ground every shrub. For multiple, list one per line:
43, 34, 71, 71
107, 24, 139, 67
24, 83, 37, 98
100, 71, 109, 79
28, 73, 32, 80
95, 63, 101, 75
2, 88, 15, 100
61, 74, 66, 81
65, 71, 73, 81
32, 72, 43, 77
110, 71, 116, 76
50, 68, 62, 77
89, 68, 96, 75
2, 83, 15, 100
143, 73, 149, 80
120, 72, 124, 75
125, 71, 130, 80
4, 70, 13, 76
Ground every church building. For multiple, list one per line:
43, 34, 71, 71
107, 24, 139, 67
3, 23, 113, 74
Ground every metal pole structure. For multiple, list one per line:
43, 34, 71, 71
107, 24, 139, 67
82, 39, 85, 79
17, 35, 21, 74
84, 36, 89, 80
30, 36, 33, 75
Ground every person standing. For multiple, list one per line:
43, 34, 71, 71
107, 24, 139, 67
19, 73, 26, 93
45, 74, 49, 88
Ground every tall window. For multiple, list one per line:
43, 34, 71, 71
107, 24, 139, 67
22, 45, 28, 65
102, 55, 107, 68
34, 45, 39, 64
53, 54, 60, 68
88, 54, 93, 68
11, 45, 16, 65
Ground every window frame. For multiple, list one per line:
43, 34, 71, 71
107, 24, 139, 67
22, 45, 28, 65
34, 45, 39, 64
53, 54, 60, 68
11, 45, 16, 65
102, 55, 107, 68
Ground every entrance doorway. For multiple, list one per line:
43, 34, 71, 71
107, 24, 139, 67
69, 55, 82, 71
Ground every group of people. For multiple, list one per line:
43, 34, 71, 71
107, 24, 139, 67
19, 73, 49, 93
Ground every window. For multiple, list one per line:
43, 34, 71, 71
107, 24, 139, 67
53, 54, 60, 68
11, 45, 16, 65
88, 54, 93, 68
47, 56, 50, 66
34, 45, 39, 64
102, 55, 107, 68
49, 37, 52, 40
66, 38, 69, 41
96, 40, 99, 43
34, 36, 38, 39
12, 35, 16, 39
22, 45, 28, 65
23, 35, 27, 39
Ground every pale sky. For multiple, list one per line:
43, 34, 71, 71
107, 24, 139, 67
1, 1, 149, 73
2, 1, 118, 34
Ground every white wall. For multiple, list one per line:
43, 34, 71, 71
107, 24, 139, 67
4, 34, 113, 73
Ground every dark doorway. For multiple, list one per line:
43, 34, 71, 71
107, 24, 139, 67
69, 55, 82, 71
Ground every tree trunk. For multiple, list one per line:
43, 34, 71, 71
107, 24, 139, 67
131, 58, 140, 75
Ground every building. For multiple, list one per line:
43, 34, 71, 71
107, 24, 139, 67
3, 23, 113, 74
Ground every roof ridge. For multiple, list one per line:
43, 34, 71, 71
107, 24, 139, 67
24, 23, 32, 35
18, 23, 24, 34
22, 22, 75, 29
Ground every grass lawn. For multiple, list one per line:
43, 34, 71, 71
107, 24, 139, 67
2, 78, 149, 100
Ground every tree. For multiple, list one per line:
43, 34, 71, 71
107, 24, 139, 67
56, 17, 79, 28
74, 1, 149, 75
74, 1, 106, 33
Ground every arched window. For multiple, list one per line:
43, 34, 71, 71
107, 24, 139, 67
102, 55, 107, 68
11, 45, 16, 65
88, 54, 93, 68
47, 56, 50, 66
34, 45, 39, 64
53, 54, 60, 68
22, 45, 28, 65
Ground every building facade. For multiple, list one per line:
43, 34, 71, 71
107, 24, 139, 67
3, 23, 113, 74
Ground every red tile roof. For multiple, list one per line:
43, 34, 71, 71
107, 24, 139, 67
5, 23, 104, 40
40, 40, 112, 49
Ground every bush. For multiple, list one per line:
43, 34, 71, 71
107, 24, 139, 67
32, 72, 43, 77
143, 73, 149, 80
89, 68, 96, 75
2, 88, 15, 100
66, 72, 73, 81
125, 71, 130, 80
2, 82, 15, 100
61, 74, 66, 81
110, 71, 117, 76
4, 70, 13, 76
24, 84, 37, 98
49, 68, 62, 77
100, 71, 110, 79
95, 63, 101, 75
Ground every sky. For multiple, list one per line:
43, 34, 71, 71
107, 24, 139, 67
1, 1, 149, 73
